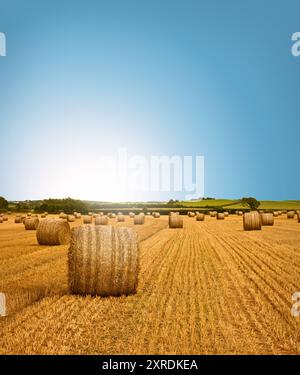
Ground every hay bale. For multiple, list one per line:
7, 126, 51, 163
95, 216, 108, 225
75, 213, 82, 219
188, 212, 195, 217
243, 212, 261, 231
2, 216, 8, 221
147, 212, 151, 216
83, 215, 92, 224
67, 215, 75, 222
68, 225, 139, 296
24, 217, 39, 230
210, 211, 217, 217
0, 217, 3, 224
153, 212, 160, 218
117, 212, 123, 215
287, 211, 295, 219
0, 293, 6, 317
15, 217, 22, 223
237, 211, 243, 216
36, 219, 71, 245
27, 213, 32, 217
134, 214, 145, 225
169, 215, 183, 228
88, 212, 93, 216
111, 213, 116, 218
297, 213, 300, 223
129, 212, 135, 218
117, 214, 125, 222
196, 213, 205, 221
224, 212, 229, 217
260, 213, 274, 226
273, 211, 279, 217
59, 212, 67, 219
217, 213, 225, 220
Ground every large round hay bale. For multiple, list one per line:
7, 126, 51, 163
95, 216, 108, 225
217, 213, 225, 220
117, 214, 125, 222
134, 214, 145, 225
83, 215, 92, 224
36, 219, 71, 245
260, 213, 274, 226
297, 213, 300, 223
243, 212, 261, 231
196, 213, 205, 221
15, 217, 22, 223
68, 225, 139, 296
24, 217, 39, 230
169, 215, 183, 228
67, 215, 75, 222
287, 211, 295, 219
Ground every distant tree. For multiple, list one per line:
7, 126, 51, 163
38, 198, 88, 214
241, 197, 260, 210
0, 196, 8, 211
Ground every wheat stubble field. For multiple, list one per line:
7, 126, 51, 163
0, 214, 300, 354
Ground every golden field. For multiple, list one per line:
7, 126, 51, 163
0, 214, 300, 354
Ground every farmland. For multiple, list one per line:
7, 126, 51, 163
0, 213, 300, 354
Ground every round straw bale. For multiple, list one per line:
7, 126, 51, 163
188, 212, 195, 217
37, 219, 71, 245
134, 214, 145, 225
210, 211, 217, 217
117, 214, 125, 222
59, 212, 67, 219
260, 213, 274, 226
243, 212, 261, 231
287, 211, 295, 219
111, 213, 116, 218
75, 213, 81, 219
15, 217, 22, 223
95, 216, 108, 225
24, 217, 39, 230
196, 213, 205, 221
297, 213, 300, 223
83, 215, 92, 224
68, 225, 139, 296
224, 212, 229, 217
67, 215, 75, 222
129, 212, 135, 218
2, 216, 8, 221
217, 213, 225, 220
169, 215, 183, 228
273, 211, 279, 217
153, 212, 160, 218
237, 211, 243, 216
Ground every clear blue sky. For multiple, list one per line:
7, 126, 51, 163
0, 0, 299, 201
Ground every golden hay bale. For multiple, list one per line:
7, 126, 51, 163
147, 212, 151, 216
217, 213, 225, 220
273, 211, 279, 217
117, 212, 123, 215
83, 215, 92, 224
237, 211, 243, 216
153, 212, 160, 218
188, 212, 195, 217
169, 215, 183, 228
196, 213, 205, 221
129, 212, 135, 218
260, 213, 274, 226
210, 211, 217, 217
24, 217, 39, 230
88, 212, 93, 216
15, 217, 22, 223
134, 215, 145, 225
2, 215, 8, 221
224, 212, 229, 217
59, 212, 67, 219
111, 213, 116, 218
0, 217, 3, 224
117, 214, 125, 222
75, 213, 82, 219
243, 212, 261, 231
27, 213, 32, 217
95, 216, 108, 225
68, 225, 139, 296
67, 215, 75, 222
37, 219, 71, 245
0, 292, 6, 316
287, 211, 295, 219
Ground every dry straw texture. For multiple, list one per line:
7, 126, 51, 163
224, 212, 229, 217
273, 212, 279, 217
67, 215, 75, 223
24, 218, 39, 230
36, 219, 71, 245
217, 213, 225, 220
0, 217, 3, 224
188, 212, 195, 217
83, 216, 92, 224
129, 212, 135, 218
68, 225, 139, 296
14, 217, 22, 223
196, 213, 205, 221
210, 211, 217, 217
117, 215, 125, 222
260, 213, 274, 226
169, 215, 183, 228
2, 216, 8, 221
287, 211, 295, 219
134, 215, 145, 225
0, 293, 6, 317
95, 216, 109, 225
243, 212, 262, 231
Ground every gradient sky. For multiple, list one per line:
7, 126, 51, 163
0, 0, 299, 201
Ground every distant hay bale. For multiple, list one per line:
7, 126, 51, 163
273, 211, 279, 217
67, 215, 75, 222
83, 215, 92, 224
24, 217, 39, 230
153, 212, 160, 218
210, 211, 217, 217
37, 219, 71, 245
188, 212, 195, 217
88, 212, 93, 216
27, 213, 32, 217
260, 213, 274, 226
95, 216, 108, 225
217, 213, 225, 220
134, 215, 145, 225
287, 211, 295, 219
59, 212, 67, 219
196, 213, 205, 221
117, 214, 125, 222
15, 217, 22, 223
243, 212, 261, 231
75, 213, 81, 219
169, 215, 183, 228
129, 212, 135, 218
224, 212, 229, 217
111, 213, 116, 218
68, 225, 139, 296
237, 211, 243, 216
2, 216, 8, 221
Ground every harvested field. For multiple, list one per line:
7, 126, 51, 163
0, 214, 300, 354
